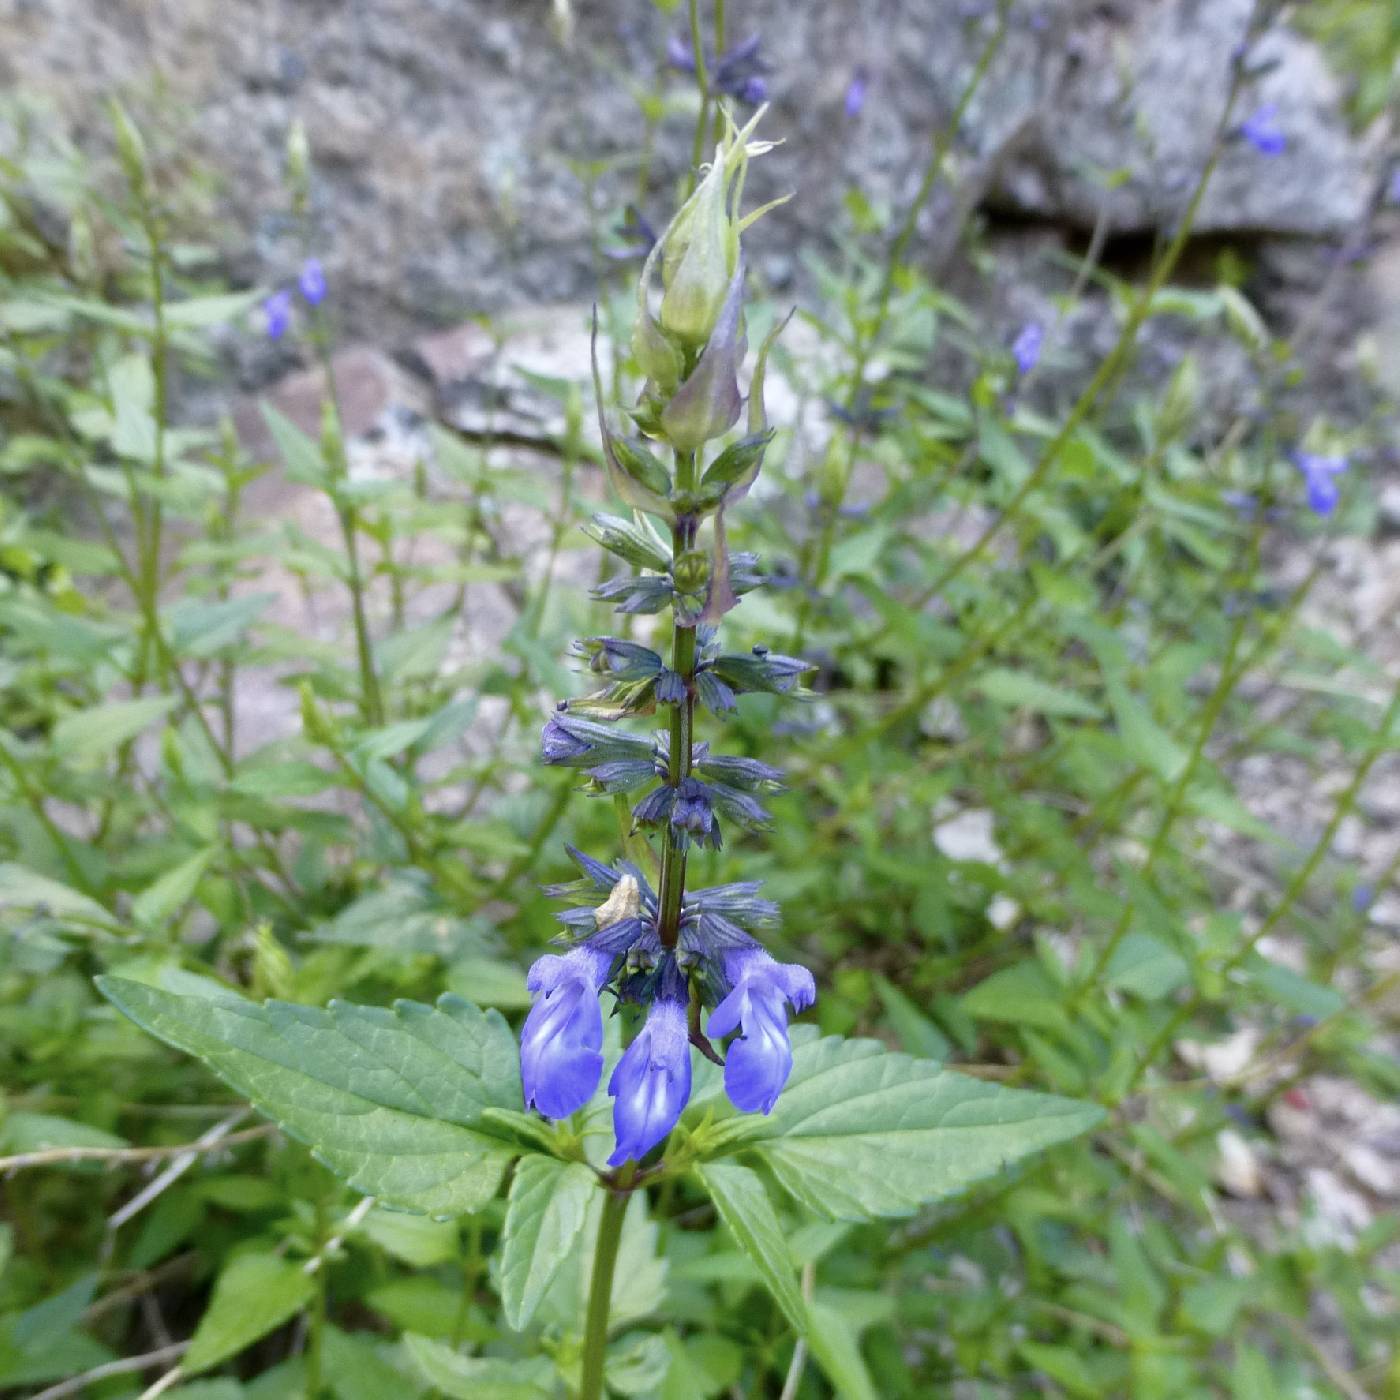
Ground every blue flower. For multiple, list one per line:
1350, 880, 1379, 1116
520, 945, 612, 1119
707, 946, 815, 1113
1292, 451, 1349, 516
668, 31, 772, 104
299, 257, 327, 306
1011, 322, 1044, 376
608, 968, 692, 1165
263, 288, 292, 340
1239, 104, 1286, 156
844, 68, 869, 118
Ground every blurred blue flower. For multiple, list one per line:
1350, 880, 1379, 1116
1292, 450, 1349, 515
669, 31, 772, 104
520, 945, 613, 1118
844, 68, 869, 118
608, 964, 692, 1164
263, 288, 292, 340
603, 206, 658, 262
298, 257, 327, 306
1352, 883, 1374, 914
1012, 322, 1044, 376
707, 946, 815, 1113
1239, 104, 1286, 156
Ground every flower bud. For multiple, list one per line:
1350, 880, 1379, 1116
659, 155, 734, 345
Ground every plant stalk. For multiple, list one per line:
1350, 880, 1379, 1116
578, 1182, 631, 1400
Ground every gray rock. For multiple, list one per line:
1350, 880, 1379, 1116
0, 0, 1372, 347
995, 0, 1373, 238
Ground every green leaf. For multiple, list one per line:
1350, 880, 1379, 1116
1, 1112, 127, 1156
0, 862, 115, 929
805, 1297, 877, 1400
1106, 681, 1188, 783
96, 979, 523, 1215
52, 695, 178, 761
402, 1335, 553, 1399
131, 847, 217, 931
498, 1157, 599, 1331
262, 404, 329, 486
183, 1252, 314, 1373
167, 593, 276, 657
606, 1333, 671, 1395
1104, 933, 1191, 1001
322, 1325, 424, 1400
704, 1033, 1102, 1220
961, 961, 1069, 1032
975, 667, 1103, 720
165, 289, 262, 328
695, 1162, 806, 1331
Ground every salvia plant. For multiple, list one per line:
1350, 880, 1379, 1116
90, 98, 1102, 1400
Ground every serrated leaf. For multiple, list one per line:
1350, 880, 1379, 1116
52, 695, 178, 760
96, 979, 523, 1215
402, 1335, 553, 1399
704, 1033, 1102, 1220
695, 1162, 805, 1331
183, 1252, 313, 1373
498, 1157, 599, 1331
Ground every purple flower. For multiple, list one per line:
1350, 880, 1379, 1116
263, 288, 292, 340
1011, 322, 1044, 376
603, 206, 658, 262
298, 257, 327, 306
1389, 169, 1400, 206
707, 947, 815, 1114
608, 973, 692, 1165
1352, 884, 1374, 914
1292, 451, 1349, 516
1239, 104, 1286, 157
520, 945, 612, 1119
844, 68, 869, 118
666, 31, 696, 72
668, 31, 772, 104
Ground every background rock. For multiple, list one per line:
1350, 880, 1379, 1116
0, 0, 1375, 346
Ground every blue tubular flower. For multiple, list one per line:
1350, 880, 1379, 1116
263, 288, 292, 340
707, 947, 815, 1113
608, 964, 693, 1165
1292, 451, 1349, 515
844, 67, 869, 118
1239, 103, 1285, 156
299, 257, 327, 306
1012, 322, 1044, 376
520, 945, 612, 1119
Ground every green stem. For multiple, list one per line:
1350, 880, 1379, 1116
578, 1181, 631, 1400
657, 499, 699, 949
686, 0, 712, 194
311, 319, 386, 727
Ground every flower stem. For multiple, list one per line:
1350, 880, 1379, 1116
578, 1180, 631, 1400
657, 506, 699, 949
